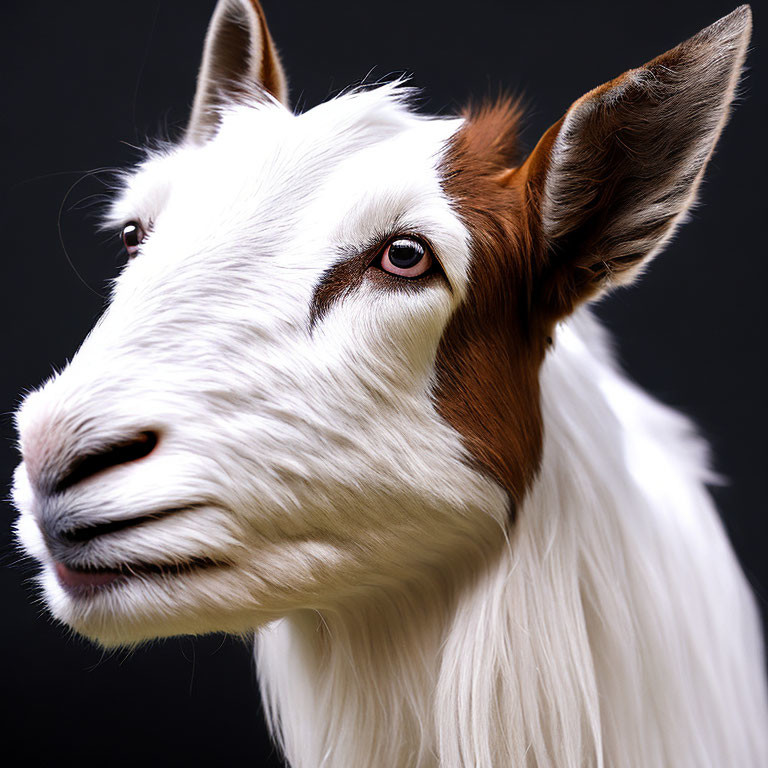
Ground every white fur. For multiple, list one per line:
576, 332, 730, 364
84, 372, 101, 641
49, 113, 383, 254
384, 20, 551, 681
12, 84, 768, 767
256, 308, 768, 768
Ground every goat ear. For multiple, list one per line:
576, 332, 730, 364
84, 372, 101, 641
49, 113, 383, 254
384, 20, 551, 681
522, 5, 751, 316
187, 0, 288, 143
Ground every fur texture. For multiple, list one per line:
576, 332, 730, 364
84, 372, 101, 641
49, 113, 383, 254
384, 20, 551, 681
11, 2, 767, 766
257, 309, 768, 767
539, 8, 752, 308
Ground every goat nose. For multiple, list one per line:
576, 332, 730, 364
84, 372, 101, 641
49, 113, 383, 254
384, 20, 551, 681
53, 431, 159, 493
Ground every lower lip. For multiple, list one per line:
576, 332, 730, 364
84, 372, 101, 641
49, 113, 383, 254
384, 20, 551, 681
54, 561, 125, 593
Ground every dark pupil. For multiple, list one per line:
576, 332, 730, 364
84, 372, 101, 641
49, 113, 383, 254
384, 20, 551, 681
388, 239, 424, 269
123, 224, 140, 248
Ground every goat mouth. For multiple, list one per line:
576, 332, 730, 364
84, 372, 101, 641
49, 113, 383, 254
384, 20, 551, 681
54, 556, 222, 596
59, 505, 202, 544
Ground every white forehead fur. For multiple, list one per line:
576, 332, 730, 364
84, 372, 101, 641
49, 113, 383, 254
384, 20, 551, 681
107, 85, 470, 294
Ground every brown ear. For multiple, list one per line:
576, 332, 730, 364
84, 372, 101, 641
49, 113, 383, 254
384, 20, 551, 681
187, 0, 288, 143
522, 5, 751, 316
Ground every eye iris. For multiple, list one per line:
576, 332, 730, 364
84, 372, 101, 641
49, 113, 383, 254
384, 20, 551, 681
388, 239, 424, 269
122, 224, 140, 249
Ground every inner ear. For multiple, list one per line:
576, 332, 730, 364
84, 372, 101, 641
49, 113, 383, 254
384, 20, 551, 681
518, 6, 751, 319
187, 0, 289, 144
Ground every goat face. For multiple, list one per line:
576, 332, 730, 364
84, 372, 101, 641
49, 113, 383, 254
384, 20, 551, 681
12, 0, 751, 646
13, 88, 511, 644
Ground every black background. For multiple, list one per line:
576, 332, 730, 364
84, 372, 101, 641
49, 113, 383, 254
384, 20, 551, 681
1, 1, 765, 765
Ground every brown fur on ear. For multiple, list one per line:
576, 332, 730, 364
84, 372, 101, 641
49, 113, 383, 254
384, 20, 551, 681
521, 5, 752, 318
188, 0, 288, 144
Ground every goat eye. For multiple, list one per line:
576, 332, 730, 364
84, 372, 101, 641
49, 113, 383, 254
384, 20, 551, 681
121, 222, 145, 257
379, 237, 433, 278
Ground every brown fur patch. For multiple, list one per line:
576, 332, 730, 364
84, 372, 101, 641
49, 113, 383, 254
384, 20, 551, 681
248, 0, 288, 104
435, 100, 549, 506
433, 8, 751, 500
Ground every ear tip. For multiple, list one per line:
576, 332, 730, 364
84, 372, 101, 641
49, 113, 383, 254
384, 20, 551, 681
729, 4, 752, 25
651, 5, 753, 78
734, 4, 753, 38
701, 5, 753, 45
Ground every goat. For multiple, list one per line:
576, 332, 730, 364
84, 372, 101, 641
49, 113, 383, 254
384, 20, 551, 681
12, 1, 767, 766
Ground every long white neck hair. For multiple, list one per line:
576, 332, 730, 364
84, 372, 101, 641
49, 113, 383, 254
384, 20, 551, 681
257, 308, 767, 768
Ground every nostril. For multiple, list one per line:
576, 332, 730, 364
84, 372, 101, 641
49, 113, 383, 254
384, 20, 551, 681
54, 431, 159, 493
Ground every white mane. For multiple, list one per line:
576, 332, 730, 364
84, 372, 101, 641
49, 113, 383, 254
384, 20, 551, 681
257, 308, 767, 767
